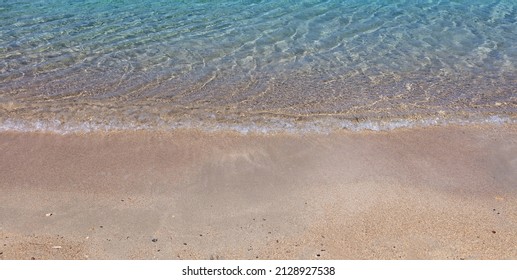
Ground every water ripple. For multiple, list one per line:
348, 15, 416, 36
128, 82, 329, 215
0, 0, 516, 132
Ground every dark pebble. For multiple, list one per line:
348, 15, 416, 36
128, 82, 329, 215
492, 231, 496, 234
157, 250, 161, 252
316, 254, 320, 257
183, 242, 187, 245
262, 218, 266, 221
0, 252, 3, 255
152, 238, 158, 242
31, 257, 35, 260
100, 226, 103, 228
199, 234, 203, 237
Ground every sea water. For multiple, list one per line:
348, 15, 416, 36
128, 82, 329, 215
1, 0, 516, 133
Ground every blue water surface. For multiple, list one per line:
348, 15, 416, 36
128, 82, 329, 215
0, 0, 516, 132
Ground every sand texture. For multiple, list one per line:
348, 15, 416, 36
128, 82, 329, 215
0, 125, 516, 259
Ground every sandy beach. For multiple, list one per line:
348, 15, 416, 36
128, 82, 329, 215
0, 124, 516, 260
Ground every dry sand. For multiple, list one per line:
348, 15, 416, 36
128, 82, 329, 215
0, 124, 516, 260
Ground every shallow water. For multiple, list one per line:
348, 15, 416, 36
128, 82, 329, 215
1, 0, 516, 133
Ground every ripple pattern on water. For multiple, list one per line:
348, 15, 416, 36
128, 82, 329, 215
0, 0, 516, 132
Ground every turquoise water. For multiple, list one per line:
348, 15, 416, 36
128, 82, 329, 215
0, 0, 516, 132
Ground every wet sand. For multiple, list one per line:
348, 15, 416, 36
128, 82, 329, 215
0, 124, 516, 259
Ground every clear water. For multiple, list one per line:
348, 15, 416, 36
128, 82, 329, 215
1, 0, 516, 133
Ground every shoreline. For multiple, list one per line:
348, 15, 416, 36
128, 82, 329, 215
1, 113, 515, 135
1, 124, 516, 259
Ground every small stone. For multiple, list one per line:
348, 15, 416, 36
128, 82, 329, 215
100, 226, 103, 228
52, 246, 62, 249
316, 254, 321, 257
31, 257, 35, 260
492, 231, 496, 234
152, 238, 158, 242
45, 213, 53, 217
183, 242, 187, 246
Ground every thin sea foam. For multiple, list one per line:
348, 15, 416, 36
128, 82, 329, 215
1, 115, 515, 135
